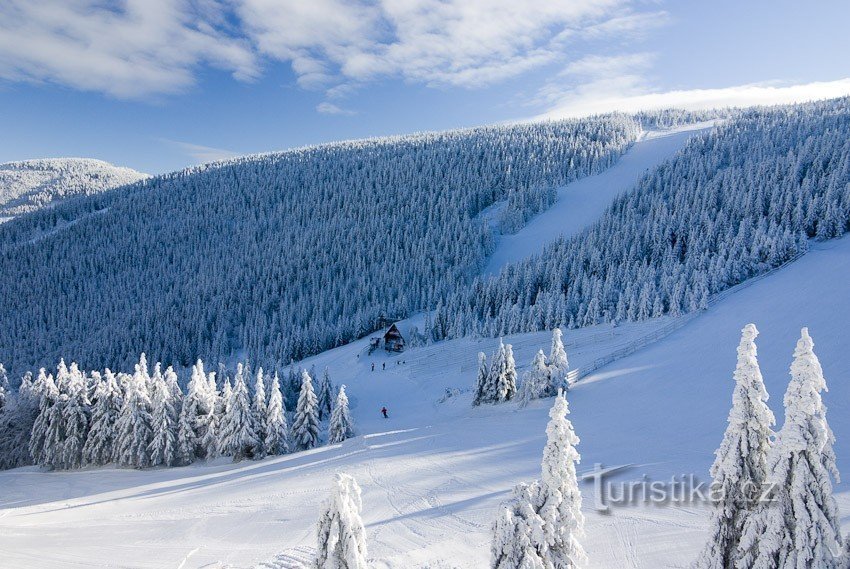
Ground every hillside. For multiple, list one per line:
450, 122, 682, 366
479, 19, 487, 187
0, 117, 640, 375
0, 158, 148, 221
0, 234, 846, 568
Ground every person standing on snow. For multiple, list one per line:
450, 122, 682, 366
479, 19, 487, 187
381, 407, 388, 418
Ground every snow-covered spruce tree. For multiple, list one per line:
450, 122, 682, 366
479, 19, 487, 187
202, 370, 221, 460
252, 367, 267, 458
317, 368, 333, 422
148, 369, 179, 467
28, 369, 56, 466
518, 350, 550, 407
328, 385, 355, 444
548, 329, 570, 394
315, 473, 369, 569
491, 390, 585, 568
264, 371, 290, 456
491, 482, 546, 569
0, 363, 9, 413
82, 369, 122, 466
490, 340, 517, 403
177, 360, 208, 463
472, 352, 489, 406
736, 328, 843, 568
218, 363, 260, 461
113, 362, 153, 469
0, 377, 40, 469
60, 364, 90, 470
293, 370, 320, 450
692, 323, 775, 569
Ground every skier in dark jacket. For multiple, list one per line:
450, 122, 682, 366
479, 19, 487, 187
381, 407, 388, 418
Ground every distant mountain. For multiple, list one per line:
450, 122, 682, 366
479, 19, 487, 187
0, 158, 148, 220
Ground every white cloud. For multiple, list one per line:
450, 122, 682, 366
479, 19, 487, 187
0, 0, 258, 99
535, 78, 850, 120
316, 102, 357, 116
1, 0, 659, 100
162, 140, 241, 164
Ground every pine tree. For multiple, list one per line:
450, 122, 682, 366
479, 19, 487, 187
472, 352, 489, 406
252, 367, 267, 457
0, 363, 9, 414
693, 323, 775, 569
61, 363, 90, 469
328, 385, 355, 444
292, 369, 320, 450
0, 377, 40, 469
149, 368, 179, 467
177, 360, 208, 462
202, 370, 221, 460
83, 369, 122, 466
518, 350, 550, 407
114, 364, 153, 469
491, 340, 517, 403
737, 328, 843, 568
491, 390, 585, 568
548, 329, 570, 393
315, 473, 369, 569
28, 370, 56, 466
218, 363, 260, 461
317, 367, 333, 422
264, 371, 290, 456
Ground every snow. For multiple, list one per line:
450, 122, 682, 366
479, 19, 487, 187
1, 232, 847, 567
0, 158, 147, 219
484, 121, 719, 275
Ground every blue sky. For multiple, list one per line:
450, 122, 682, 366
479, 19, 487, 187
1, 0, 849, 174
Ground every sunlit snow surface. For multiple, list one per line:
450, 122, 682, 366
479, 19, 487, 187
1, 235, 848, 568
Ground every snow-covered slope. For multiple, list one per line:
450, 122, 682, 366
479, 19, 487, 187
1, 235, 847, 568
0, 158, 148, 220
484, 121, 718, 275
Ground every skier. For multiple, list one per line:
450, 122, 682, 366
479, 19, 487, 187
382, 362, 386, 370
371, 363, 374, 372
381, 406, 388, 419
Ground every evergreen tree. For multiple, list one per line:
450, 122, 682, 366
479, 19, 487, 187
0, 377, 39, 469
28, 369, 56, 466
83, 369, 122, 466
315, 473, 369, 569
491, 390, 585, 568
149, 368, 179, 467
252, 367, 267, 457
114, 363, 153, 469
202, 370, 221, 460
328, 385, 355, 444
472, 352, 489, 406
491, 340, 517, 403
61, 363, 89, 469
548, 329, 570, 393
518, 350, 550, 407
693, 324, 775, 569
218, 363, 260, 461
317, 367, 333, 422
0, 363, 9, 413
292, 370, 320, 450
737, 328, 843, 568
264, 371, 290, 456
177, 360, 208, 462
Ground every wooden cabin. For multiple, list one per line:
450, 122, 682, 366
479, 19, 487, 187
382, 323, 406, 352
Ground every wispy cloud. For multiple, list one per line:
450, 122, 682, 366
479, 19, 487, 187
162, 140, 241, 164
316, 102, 357, 116
534, 78, 850, 120
0, 0, 659, 103
0, 0, 258, 99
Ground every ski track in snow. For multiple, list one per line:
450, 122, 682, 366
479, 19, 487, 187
484, 121, 718, 276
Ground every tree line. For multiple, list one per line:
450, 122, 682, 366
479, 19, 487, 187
0, 356, 356, 471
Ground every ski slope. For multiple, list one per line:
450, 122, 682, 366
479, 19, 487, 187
1, 235, 848, 568
484, 121, 718, 276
